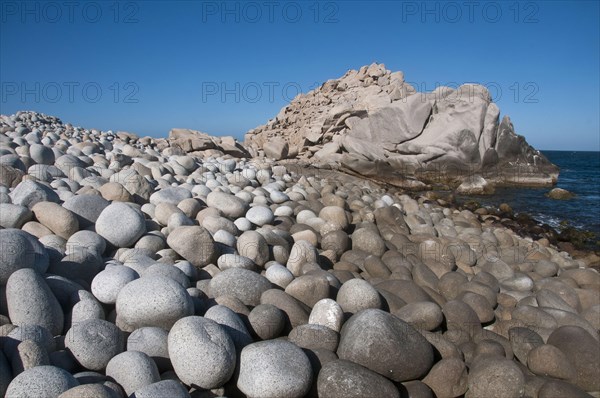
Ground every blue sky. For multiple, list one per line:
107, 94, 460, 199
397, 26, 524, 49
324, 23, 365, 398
1, 0, 599, 151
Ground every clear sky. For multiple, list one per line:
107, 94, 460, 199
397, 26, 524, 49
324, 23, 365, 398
1, 0, 599, 151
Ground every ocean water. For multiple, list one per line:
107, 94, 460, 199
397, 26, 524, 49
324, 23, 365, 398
459, 151, 600, 238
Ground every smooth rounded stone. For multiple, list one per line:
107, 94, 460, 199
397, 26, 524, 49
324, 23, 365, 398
91, 266, 139, 305
145, 264, 190, 288
206, 191, 249, 219
209, 268, 271, 307
65, 319, 125, 371
96, 203, 146, 248
67, 230, 106, 255
422, 357, 468, 398
351, 228, 386, 257
212, 229, 236, 248
265, 263, 294, 288
248, 304, 286, 340
319, 206, 349, 230
167, 226, 215, 268
233, 217, 252, 232
237, 340, 312, 398
309, 298, 344, 333
396, 301, 444, 331
533, 259, 559, 277
217, 254, 256, 271
154, 203, 183, 226
274, 205, 293, 217
547, 326, 600, 391
537, 288, 577, 313
149, 187, 192, 206
109, 169, 152, 203
317, 359, 400, 398
115, 276, 194, 332
337, 309, 434, 382
236, 231, 269, 267
511, 305, 558, 330
6, 268, 64, 336
364, 254, 391, 278
508, 327, 544, 365
466, 357, 525, 398
538, 380, 594, 398
288, 324, 339, 351
10, 179, 60, 208
58, 383, 117, 398
260, 289, 310, 330
172, 261, 197, 282
321, 230, 350, 258
459, 291, 495, 323
69, 297, 105, 325
336, 279, 382, 314
62, 194, 109, 228
286, 240, 318, 277
527, 343, 576, 380
285, 274, 330, 308
245, 206, 274, 226
0, 228, 48, 283
0, 203, 32, 228
99, 181, 132, 202
442, 300, 481, 336
31, 201, 79, 240
168, 316, 236, 389
270, 190, 289, 204
127, 327, 170, 372
480, 257, 515, 281
129, 379, 190, 398
105, 351, 160, 396
5, 324, 56, 355
11, 339, 50, 374
5, 366, 79, 398
29, 143, 55, 165
204, 305, 253, 351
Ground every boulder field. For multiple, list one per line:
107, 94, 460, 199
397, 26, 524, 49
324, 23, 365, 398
0, 108, 596, 398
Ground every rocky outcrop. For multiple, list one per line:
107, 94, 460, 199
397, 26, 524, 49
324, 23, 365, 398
168, 128, 250, 158
245, 63, 559, 188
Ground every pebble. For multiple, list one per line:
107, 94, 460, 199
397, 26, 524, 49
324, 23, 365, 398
105, 351, 160, 396
337, 309, 434, 382
96, 202, 146, 248
237, 340, 313, 398
209, 268, 272, 306
248, 304, 286, 340
5, 366, 79, 398
115, 276, 194, 332
336, 279, 382, 314
6, 268, 64, 336
32, 201, 79, 239
309, 298, 344, 332
168, 316, 236, 389
317, 359, 400, 398
206, 191, 249, 218
167, 226, 215, 267
245, 205, 274, 226
64, 319, 125, 371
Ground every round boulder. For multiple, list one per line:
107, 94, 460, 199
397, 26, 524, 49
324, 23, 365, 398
337, 309, 434, 382
317, 359, 399, 398
168, 316, 236, 389
65, 319, 125, 371
209, 268, 272, 306
115, 276, 194, 332
167, 226, 215, 268
96, 202, 146, 248
237, 340, 312, 398
6, 366, 79, 398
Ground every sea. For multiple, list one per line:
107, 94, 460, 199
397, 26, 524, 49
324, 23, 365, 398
458, 151, 600, 239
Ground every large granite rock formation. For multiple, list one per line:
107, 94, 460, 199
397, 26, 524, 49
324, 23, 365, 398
245, 63, 558, 189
